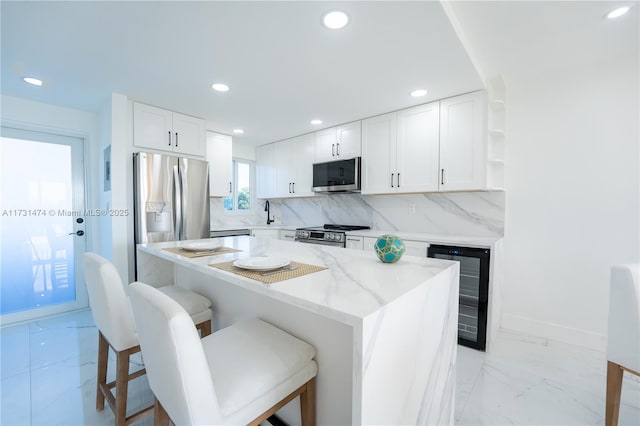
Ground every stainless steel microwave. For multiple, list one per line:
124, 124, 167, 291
312, 157, 361, 193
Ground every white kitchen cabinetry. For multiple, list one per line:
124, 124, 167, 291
314, 121, 361, 163
362, 102, 440, 194
251, 229, 279, 239
133, 102, 205, 157
279, 229, 296, 242
206, 132, 232, 197
363, 237, 377, 252
439, 91, 486, 191
256, 144, 276, 199
274, 133, 315, 198
345, 235, 364, 250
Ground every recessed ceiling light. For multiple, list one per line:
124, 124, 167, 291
607, 6, 631, 19
211, 83, 229, 92
411, 89, 428, 97
310, 119, 323, 125
322, 10, 349, 29
233, 129, 244, 134
23, 77, 43, 86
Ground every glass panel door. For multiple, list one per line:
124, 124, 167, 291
0, 127, 88, 324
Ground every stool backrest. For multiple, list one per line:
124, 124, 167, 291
608, 264, 640, 372
82, 253, 137, 351
129, 281, 222, 425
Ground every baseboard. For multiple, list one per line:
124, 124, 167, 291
501, 313, 606, 352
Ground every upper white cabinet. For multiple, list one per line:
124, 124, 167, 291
274, 133, 315, 198
362, 102, 440, 194
206, 132, 232, 197
256, 144, 276, 199
133, 102, 205, 157
439, 91, 487, 191
314, 121, 361, 163
362, 91, 487, 194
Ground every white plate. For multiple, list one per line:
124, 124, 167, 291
180, 242, 222, 252
233, 256, 290, 271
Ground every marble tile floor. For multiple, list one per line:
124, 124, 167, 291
1, 309, 638, 426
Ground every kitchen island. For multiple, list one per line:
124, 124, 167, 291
137, 236, 459, 425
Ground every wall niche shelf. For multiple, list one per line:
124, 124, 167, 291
487, 77, 506, 191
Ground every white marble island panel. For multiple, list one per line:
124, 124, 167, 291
137, 236, 459, 425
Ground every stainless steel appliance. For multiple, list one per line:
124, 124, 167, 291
312, 157, 361, 193
428, 245, 490, 351
134, 152, 210, 245
295, 224, 370, 247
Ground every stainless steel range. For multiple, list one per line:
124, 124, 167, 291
295, 224, 371, 247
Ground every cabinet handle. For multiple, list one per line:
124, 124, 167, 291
175, 132, 179, 147
229, 182, 232, 193
332, 144, 335, 157
292, 182, 295, 193
336, 143, 340, 156
397, 173, 400, 188
346, 238, 360, 241
289, 183, 292, 193
391, 173, 394, 188
441, 169, 445, 185
168, 131, 172, 146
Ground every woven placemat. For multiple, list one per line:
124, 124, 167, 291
163, 246, 242, 258
210, 260, 327, 284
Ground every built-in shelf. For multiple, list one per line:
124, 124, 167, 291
489, 158, 505, 164
490, 100, 505, 111
489, 129, 505, 137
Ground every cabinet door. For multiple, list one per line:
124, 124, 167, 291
172, 112, 206, 157
345, 235, 364, 250
251, 229, 279, 239
335, 121, 361, 159
274, 139, 295, 198
133, 102, 173, 151
363, 237, 377, 252
279, 229, 296, 241
403, 240, 429, 257
361, 113, 396, 194
314, 127, 337, 163
292, 133, 316, 197
256, 144, 276, 199
396, 102, 440, 193
439, 91, 486, 191
207, 132, 232, 197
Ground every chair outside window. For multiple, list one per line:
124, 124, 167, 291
606, 264, 640, 426
82, 253, 213, 425
129, 281, 318, 426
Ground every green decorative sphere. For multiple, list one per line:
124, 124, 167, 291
374, 235, 405, 263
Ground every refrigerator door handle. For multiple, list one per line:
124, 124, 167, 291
180, 162, 189, 240
173, 165, 182, 240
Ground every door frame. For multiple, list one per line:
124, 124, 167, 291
0, 122, 94, 325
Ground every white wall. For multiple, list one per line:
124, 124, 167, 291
501, 57, 639, 350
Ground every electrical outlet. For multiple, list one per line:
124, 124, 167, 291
409, 203, 416, 214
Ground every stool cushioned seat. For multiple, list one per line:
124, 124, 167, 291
129, 281, 318, 426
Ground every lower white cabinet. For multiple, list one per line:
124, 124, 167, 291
345, 236, 364, 250
251, 229, 279, 239
279, 229, 296, 241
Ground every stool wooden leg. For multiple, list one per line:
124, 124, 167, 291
115, 349, 131, 426
96, 331, 109, 411
300, 377, 316, 426
153, 397, 170, 426
197, 320, 212, 337
606, 360, 623, 426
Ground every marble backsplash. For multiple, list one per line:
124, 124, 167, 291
211, 191, 504, 237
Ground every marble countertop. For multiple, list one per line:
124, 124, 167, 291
210, 224, 296, 232
343, 229, 501, 248
138, 236, 457, 325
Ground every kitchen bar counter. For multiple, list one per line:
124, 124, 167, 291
137, 236, 459, 425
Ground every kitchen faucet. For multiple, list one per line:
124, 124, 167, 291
264, 200, 275, 225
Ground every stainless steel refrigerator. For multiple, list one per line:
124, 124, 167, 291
134, 152, 210, 245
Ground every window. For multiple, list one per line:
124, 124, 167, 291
224, 159, 252, 212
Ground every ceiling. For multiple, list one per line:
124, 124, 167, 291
1, 1, 484, 146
